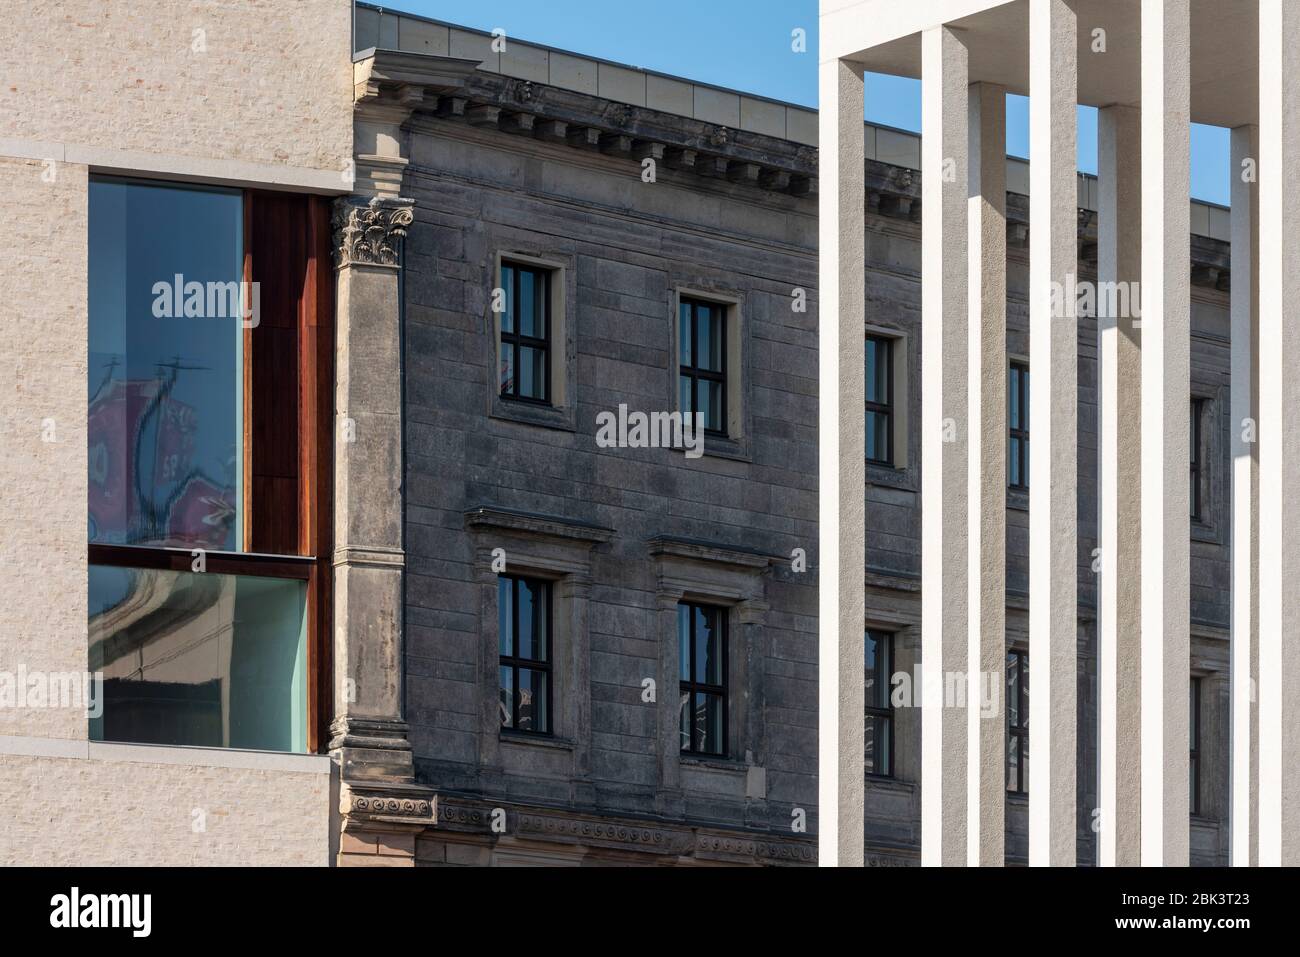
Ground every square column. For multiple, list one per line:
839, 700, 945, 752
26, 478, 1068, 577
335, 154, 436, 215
966, 80, 1007, 867
1229, 123, 1260, 867
1096, 103, 1143, 867
1139, 0, 1191, 867
1027, 0, 1079, 867
817, 56, 866, 868
1257, 0, 1300, 866
920, 23, 971, 867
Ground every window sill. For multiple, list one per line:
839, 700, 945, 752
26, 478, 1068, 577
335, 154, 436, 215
690, 434, 751, 463
865, 462, 916, 492
499, 731, 574, 752
1008, 487, 1030, 512
490, 396, 577, 433
1006, 791, 1028, 806
679, 754, 746, 773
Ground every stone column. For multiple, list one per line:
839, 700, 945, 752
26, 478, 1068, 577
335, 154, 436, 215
1257, 0, 1300, 866
1096, 103, 1143, 867
1139, 0, 1191, 867
330, 195, 416, 785
1229, 123, 1260, 868
817, 56, 866, 868
1028, 0, 1079, 867
966, 79, 1007, 867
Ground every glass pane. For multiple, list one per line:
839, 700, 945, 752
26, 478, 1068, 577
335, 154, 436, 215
695, 305, 723, 372
865, 631, 878, 706
499, 342, 514, 396
499, 666, 514, 728
517, 578, 539, 660
706, 380, 724, 432
517, 668, 548, 733
865, 339, 879, 401
679, 303, 692, 366
498, 577, 513, 656
1021, 734, 1029, 792
695, 606, 723, 686
1021, 654, 1029, 730
88, 565, 306, 752
519, 345, 546, 400
519, 269, 537, 337
677, 604, 691, 680
1022, 368, 1029, 429
865, 712, 878, 774
679, 374, 693, 418
501, 265, 515, 333
1009, 437, 1022, 487
878, 716, 891, 775
1009, 367, 1020, 428
679, 690, 690, 751
89, 179, 244, 551
1007, 735, 1019, 791
698, 379, 713, 433
1007, 653, 1019, 726
696, 692, 724, 755
1189, 679, 1199, 748
866, 410, 889, 462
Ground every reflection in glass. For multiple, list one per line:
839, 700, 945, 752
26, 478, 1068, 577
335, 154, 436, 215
88, 178, 244, 551
88, 565, 306, 752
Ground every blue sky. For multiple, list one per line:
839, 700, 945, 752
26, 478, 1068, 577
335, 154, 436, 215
373, 0, 1230, 204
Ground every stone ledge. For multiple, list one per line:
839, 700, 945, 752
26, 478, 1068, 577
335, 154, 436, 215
464, 505, 615, 544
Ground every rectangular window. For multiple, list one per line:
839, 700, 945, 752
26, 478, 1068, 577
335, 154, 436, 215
865, 630, 894, 777
1190, 676, 1202, 815
1009, 361, 1030, 489
498, 575, 552, 734
1007, 650, 1029, 794
1190, 398, 1205, 521
87, 178, 333, 754
678, 602, 727, 756
679, 298, 728, 435
499, 262, 551, 404
865, 334, 894, 465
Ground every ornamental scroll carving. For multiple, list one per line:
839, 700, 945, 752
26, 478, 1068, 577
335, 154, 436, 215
333, 196, 416, 267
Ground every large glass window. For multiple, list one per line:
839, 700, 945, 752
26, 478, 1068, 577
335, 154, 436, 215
88, 178, 331, 754
1007, 650, 1029, 794
499, 263, 551, 404
498, 576, 552, 734
865, 335, 893, 465
1009, 361, 1029, 489
678, 602, 727, 756
679, 298, 727, 435
865, 630, 894, 777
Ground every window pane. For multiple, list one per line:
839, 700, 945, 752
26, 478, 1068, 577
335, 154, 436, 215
698, 379, 714, 434
89, 565, 306, 752
1009, 437, 1021, 487
89, 179, 244, 551
679, 374, 693, 419
695, 606, 723, 686
500, 342, 515, 395
516, 578, 542, 660
878, 716, 891, 775
705, 380, 724, 432
696, 306, 719, 371
517, 667, 548, 733
865, 631, 879, 705
1009, 367, 1021, 428
1007, 653, 1019, 726
519, 345, 546, 400
678, 604, 691, 680
695, 692, 724, 755
865, 339, 879, 401
679, 690, 690, 751
679, 303, 692, 366
865, 711, 878, 774
866, 338, 889, 405
499, 666, 514, 729
519, 269, 537, 337
1007, 735, 1020, 791
866, 410, 890, 462
1189, 679, 1199, 749
501, 265, 515, 333
498, 577, 513, 656
1021, 655, 1029, 729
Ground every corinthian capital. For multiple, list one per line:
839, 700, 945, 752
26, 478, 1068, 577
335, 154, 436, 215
333, 196, 416, 268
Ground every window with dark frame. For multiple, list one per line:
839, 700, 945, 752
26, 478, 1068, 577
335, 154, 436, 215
678, 297, 728, 436
1007, 650, 1029, 794
1009, 361, 1029, 489
678, 602, 727, 756
1191, 397, 1205, 521
865, 630, 895, 777
1190, 676, 1202, 815
865, 334, 894, 466
499, 262, 551, 404
498, 575, 553, 735
86, 177, 333, 755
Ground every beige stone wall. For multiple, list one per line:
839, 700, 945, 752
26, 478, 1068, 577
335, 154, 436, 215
2, 0, 354, 185
0, 742, 333, 866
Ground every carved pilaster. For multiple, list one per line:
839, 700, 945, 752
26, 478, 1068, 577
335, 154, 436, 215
332, 196, 415, 269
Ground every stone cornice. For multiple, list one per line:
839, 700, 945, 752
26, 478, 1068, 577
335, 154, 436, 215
406, 72, 817, 199
464, 506, 615, 545
353, 48, 481, 108
647, 535, 777, 572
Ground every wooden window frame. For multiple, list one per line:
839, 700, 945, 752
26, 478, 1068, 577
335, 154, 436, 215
499, 262, 552, 405
865, 333, 894, 466
87, 185, 334, 754
679, 297, 729, 439
678, 601, 729, 757
497, 575, 554, 736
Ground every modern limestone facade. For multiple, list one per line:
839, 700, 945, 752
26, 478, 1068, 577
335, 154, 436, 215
820, 0, 1292, 867
0, 0, 354, 865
